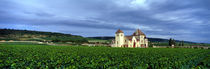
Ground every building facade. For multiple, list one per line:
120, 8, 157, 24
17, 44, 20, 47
114, 29, 148, 48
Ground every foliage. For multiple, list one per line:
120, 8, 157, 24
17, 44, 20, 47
0, 44, 209, 69
0, 29, 88, 43
149, 42, 169, 47
169, 38, 176, 46
178, 41, 185, 46
149, 42, 210, 47
194, 54, 210, 68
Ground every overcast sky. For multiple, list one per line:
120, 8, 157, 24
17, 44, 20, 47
0, 0, 210, 43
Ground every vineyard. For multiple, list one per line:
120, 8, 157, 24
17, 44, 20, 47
0, 44, 210, 69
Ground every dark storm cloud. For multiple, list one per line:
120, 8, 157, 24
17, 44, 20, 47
0, 0, 210, 43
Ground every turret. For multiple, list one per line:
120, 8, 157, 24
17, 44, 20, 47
133, 29, 146, 47
133, 29, 145, 36
115, 29, 124, 47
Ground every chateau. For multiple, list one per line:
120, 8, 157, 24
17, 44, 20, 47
114, 29, 148, 48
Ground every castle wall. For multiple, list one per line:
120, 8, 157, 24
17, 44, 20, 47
115, 33, 124, 47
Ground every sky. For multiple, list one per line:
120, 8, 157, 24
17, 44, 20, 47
0, 0, 210, 43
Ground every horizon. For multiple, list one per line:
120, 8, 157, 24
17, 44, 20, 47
0, 0, 210, 43
1, 28, 206, 44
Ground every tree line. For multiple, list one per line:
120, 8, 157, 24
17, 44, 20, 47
169, 38, 184, 46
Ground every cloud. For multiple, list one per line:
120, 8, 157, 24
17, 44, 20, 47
0, 0, 210, 43
152, 8, 206, 24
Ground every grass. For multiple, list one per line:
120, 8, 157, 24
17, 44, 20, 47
0, 43, 209, 69
149, 42, 210, 47
88, 40, 108, 42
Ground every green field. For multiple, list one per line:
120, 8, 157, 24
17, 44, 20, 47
0, 43, 210, 69
149, 42, 210, 47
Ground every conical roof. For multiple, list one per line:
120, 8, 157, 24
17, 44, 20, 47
133, 29, 145, 36
116, 29, 124, 33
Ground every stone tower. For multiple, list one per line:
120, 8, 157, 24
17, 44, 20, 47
115, 29, 124, 47
133, 29, 147, 47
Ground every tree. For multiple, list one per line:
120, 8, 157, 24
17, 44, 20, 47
172, 39, 176, 46
169, 38, 172, 46
179, 42, 182, 46
169, 38, 176, 46
181, 40, 184, 46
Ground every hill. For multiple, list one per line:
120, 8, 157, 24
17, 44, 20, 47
0, 29, 88, 43
1, 29, 209, 46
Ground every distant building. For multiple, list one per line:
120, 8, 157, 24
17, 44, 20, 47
114, 29, 148, 48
